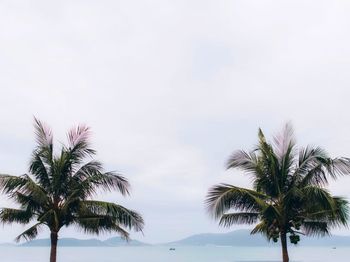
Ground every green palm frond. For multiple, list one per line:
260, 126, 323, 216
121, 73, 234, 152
251, 221, 269, 235
72, 161, 130, 196
297, 150, 350, 187
307, 197, 350, 228
80, 200, 144, 232
33, 118, 53, 170
301, 221, 329, 237
0, 208, 33, 224
299, 163, 328, 187
97, 172, 130, 195
73, 161, 104, 180
297, 147, 328, 173
14, 192, 47, 212
0, 175, 49, 212
262, 205, 282, 222
206, 184, 267, 219
75, 216, 130, 239
0, 174, 47, 200
301, 186, 335, 212
0, 175, 28, 194
219, 212, 259, 227
332, 197, 349, 226
29, 152, 51, 190
15, 222, 43, 242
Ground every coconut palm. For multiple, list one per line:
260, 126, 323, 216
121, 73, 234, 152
206, 124, 350, 262
0, 119, 144, 262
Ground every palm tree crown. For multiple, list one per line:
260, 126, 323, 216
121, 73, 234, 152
0, 118, 144, 261
206, 123, 349, 262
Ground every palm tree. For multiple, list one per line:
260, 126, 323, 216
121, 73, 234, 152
206, 123, 350, 262
0, 118, 144, 262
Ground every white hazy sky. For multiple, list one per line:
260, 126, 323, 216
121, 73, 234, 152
1, 0, 350, 244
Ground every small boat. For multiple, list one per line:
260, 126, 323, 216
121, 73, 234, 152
169, 248, 176, 251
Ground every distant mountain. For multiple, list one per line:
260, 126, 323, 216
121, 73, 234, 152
20, 237, 148, 247
167, 229, 350, 247
167, 230, 271, 246
103, 237, 147, 246
11, 230, 350, 247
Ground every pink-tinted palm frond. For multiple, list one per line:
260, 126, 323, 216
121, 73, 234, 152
33, 117, 53, 148
67, 124, 96, 158
68, 125, 91, 148
273, 122, 296, 161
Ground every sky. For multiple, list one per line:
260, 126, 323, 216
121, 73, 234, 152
1, 0, 350, 244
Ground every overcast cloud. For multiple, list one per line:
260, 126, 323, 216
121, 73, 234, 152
1, 0, 350, 244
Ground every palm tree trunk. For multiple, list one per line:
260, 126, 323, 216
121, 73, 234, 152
281, 232, 289, 262
50, 231, 58, 262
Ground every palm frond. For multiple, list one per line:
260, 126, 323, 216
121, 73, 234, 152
0, 174, 47, 201
262, 205, 282, 222
18, 175, 48, 202
331, 197, 349, 226
33, 118, 53, 170
206, 184, 267, 219
75, 216, 130, 239
297, 151, 350, 187
67, 125, 95, 162
0, 208, 33, 224
29, 152, 51, 190
72, 161, 130, 196
80, 200, 144, 232
302, 221, 329, 237
328, 158, 350, 178
0, 175, 49, 210
273, 122, 296, 162
219, 212, 259, 227
251, 221, 269, 235
33, 117, 53, 149
15, 222, 43, 242
0, 175, 28, 194
296, 147, 328, 179
256, 128, 282, 196
299, 163, 328, 187
298, 147, 328, 168
226, 150, 262, 175
97, 172, 130, 195
301, 186, 335, 212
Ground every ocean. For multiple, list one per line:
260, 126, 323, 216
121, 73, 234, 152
0, 246, 348, 262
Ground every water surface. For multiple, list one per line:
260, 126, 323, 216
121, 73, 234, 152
0, 246, 347, 262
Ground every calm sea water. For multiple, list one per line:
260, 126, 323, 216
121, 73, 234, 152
0, 246, 348, 262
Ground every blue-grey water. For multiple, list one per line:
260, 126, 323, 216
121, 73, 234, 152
0, 246, 348, 262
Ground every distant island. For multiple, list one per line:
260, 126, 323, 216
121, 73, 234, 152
167, 229, 350, 247
2, 230, 350, 247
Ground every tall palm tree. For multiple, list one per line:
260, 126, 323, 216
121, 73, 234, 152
206, 124, 350, 262
0, 118, 144, 262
